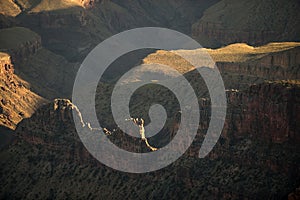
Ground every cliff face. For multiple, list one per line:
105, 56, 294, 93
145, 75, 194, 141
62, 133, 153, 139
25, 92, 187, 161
0, 27, 80, 100
16, 98, 95, 165
224, 82, 300, 143
192, 22, 280, 45
256, 47, 300, 69
217, 47, 300, 81
17, 99, 76, 137
16, 48, 296, 151
16, 81, 300, 157
185, 83, 300, 188
2, 82, 298, 199
0, 53, 47, 129
192, 0, 300, 46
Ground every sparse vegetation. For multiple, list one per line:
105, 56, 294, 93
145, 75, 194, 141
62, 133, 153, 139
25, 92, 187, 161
0, 27, 40, 50
0, 0, 299, 199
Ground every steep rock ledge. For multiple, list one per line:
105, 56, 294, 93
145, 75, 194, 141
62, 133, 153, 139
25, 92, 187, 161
224, 81, 300, 143
0, 53, 47, 129
217, 47, 300, 80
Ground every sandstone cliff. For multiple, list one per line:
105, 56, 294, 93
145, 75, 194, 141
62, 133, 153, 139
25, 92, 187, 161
0, 52, 47, 129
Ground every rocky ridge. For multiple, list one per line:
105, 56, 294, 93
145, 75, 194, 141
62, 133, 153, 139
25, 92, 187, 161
0, 52, 47, 129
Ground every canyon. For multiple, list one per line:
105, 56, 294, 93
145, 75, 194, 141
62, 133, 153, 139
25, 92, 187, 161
0, 80, 298, 199
0, 0, 299, 199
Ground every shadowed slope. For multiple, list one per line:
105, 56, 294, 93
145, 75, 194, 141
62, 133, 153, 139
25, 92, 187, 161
192, 0, 300, 45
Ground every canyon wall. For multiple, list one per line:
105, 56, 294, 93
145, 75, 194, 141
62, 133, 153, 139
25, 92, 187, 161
192, 21, 280, 45
216, 47, 300, 80
16, 81, 300, 152
224, 82, 300, 143
0, 53, 47, 129
191, 0, 300, 46
10, 82, 299, 199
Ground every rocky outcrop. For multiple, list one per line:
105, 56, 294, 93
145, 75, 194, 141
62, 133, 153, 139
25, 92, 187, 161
0, 52, 47, 129
0, 54, 14, 74
0, 26, 80, 99
78, 0, 99, 8
16, 98, 149, 153
17, 99, 75, 137
18, 8, 108, 61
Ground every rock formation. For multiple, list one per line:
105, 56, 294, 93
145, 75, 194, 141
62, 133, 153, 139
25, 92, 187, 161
0, 1, 299, 198
0, 80, 298, 199
192, 0, 300, 46
0, 52, 47, 129
224, 81, 300, 143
